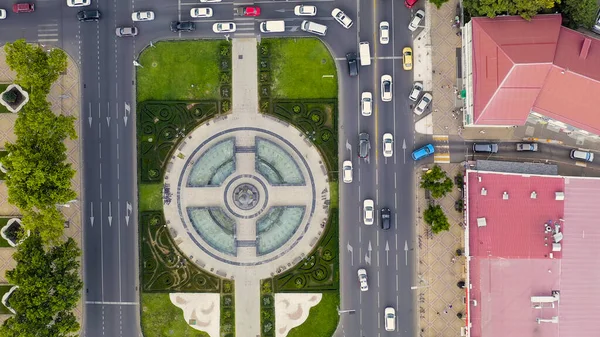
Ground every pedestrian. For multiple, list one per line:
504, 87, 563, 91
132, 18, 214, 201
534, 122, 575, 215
443, 310, 448, 314
449, 304, 453, 309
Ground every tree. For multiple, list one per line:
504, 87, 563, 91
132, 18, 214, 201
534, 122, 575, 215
420, 165, 454, 198
423, 205, 450, 234
464, 0, 559, 20
22, 207, 67, 245
1, 233, 82, 337
429, 0, 450, 9
561, 0, 599, 29
4, 39, 67, 94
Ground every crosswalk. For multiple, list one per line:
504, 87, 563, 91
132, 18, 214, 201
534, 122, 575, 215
432, 135, 450, 163
37, 23, 59, 42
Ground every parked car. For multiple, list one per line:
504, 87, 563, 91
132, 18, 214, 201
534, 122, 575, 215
357, 268, 368, 291
570, 149, 594, 162
361, 92, 372, 116
115, 27, 138, 37
78, 10, 100, 22
516, 143, 538, 151
412, 144, 434, 161
409, 9, 425, 31
190, 7, 213, 18
381, 75, 392, 102
346, 52, 358, 77
363, 199, 374, 225
414, 93, 432, 115
200, 0, 221, 2
380, 21, 390, 44
342, 160, 353, 183
384, 307, 396, 331
212, 22, 236, 33
383, 133, 393, 158
131, 11, 154, 21
593, 10, 600, 34
409, 82, 423, 101
243, 6, 261, 17
358, 132, 370, 159
294, 5, 317, 16
332, 8, 353, 29
0, 9, 6, 19
473, 143, 499, 153
402, 47, 413, 70
381, 208, 391, 230
171, 21, 195, 32
405, 0, 419, 8
67, 0, 90, 7
12, 3, 34, 13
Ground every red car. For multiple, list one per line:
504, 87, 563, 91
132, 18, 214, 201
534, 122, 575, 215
404, 0, 419, 8
12, 3, 34, 13
243, 6, 261, 17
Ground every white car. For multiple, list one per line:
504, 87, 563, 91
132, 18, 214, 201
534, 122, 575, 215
381, 75, 392, 102
384, 307, 396, 331
190, 7, 213, 18
409, 10, 425, 31
357, 269, 368, 291
212, 22, 236, 33
363, 199, 374, 225
380, 21, 390, 44
361, 92, 372, 116
67, 0, 90, 7
342, 160, 353, 183
383, 133, 393, 158
131, 11, 155, 22
409, 82, 423, 101
0, 9, 6, 19
414, 93, 432, 115
331, 8, 353, 29
294, 5, 317, 16
200, 0, 221, 2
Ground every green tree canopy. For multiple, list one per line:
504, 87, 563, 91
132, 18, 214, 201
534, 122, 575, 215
423, 205, 451, 234
464, 0, 559, 20
4, 39, 67, 94
420, 165, 454, 199
1, 233, 82, 337
22, 207, 69, 245
429, 0, 451, 9
561, 0, 599, 29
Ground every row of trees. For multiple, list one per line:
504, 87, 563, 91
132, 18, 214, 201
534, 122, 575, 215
420, 165, 454, 234
0, 39, 81, 336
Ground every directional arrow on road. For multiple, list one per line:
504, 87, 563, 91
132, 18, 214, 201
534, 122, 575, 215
402, 139, 407, 164
289, 26, 300, 32
125, 201, 132, 226
385, 241, 390, 266
108, 201, 113, 227
106, 116, 111, 127
124, 102, 131, 126
347, 242, 354, 266
90, 202, 94, 227
365, 241, 372, 265
88, 110, 92, 128
404, 240, 408, 266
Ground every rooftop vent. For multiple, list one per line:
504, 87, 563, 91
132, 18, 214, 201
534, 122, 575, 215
536, 316, 559, 324
478, 176, 482, 183
555, 192, 564, 200
481, 188, 487, 196
553, 232, 563, 243
503, 191, 509, 200
580, 38, 592, 60
477, 218, 487, 227
552, 243, 562, 252
531, 291, 560, 304
530, 191, 537, 199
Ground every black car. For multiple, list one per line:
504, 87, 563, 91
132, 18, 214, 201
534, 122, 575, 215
170, 21, 196, 33
381, 208, 391, 230
346, 52, 359, 77
77, 10, 101, 22
358, 132, 370, 159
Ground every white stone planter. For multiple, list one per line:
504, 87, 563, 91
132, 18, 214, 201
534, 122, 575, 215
0, 218, 29, 247
0, 84, 29, 113
1, 285, 18, 314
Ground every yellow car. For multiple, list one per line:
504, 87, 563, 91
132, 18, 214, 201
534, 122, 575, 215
402, 47, 413, 71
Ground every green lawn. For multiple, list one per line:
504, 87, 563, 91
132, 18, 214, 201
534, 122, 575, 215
268, 38, 337, 99
139, 183, 164, 212
141, 293, 209, 337
137, 41, 223, 102
0, 285, 14, 314
287, 292, 340, 337
329, 181, 338, 209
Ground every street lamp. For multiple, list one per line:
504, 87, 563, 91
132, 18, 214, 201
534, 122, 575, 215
337, 306, 355, 315
410, 285, 430, 290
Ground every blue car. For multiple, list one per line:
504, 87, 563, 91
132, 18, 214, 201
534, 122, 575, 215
412, 144, 434, 161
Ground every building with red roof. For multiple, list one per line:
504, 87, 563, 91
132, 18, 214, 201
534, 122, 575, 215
461, 14, 600, 136
464, 170, 600, 337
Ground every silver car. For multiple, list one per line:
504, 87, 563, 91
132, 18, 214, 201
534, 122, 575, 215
357, 268, 368, 291
414, 93, 432, 115
116, 27, 138, 37
331, 8, 353, 29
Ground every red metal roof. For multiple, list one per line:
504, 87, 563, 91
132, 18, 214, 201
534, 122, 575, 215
470, 15, 600, 133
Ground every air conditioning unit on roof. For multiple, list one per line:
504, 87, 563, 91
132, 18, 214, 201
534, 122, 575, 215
555, 192, 565, 200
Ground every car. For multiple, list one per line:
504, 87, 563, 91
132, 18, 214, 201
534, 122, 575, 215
357, 268, 368, 291
383, 133, 393, 158
409, 9, 425, 31
363, 199, 374, 225
384, 307, 396, 331
402, 47, 413, 70
381, 75, 392, 102
473, 143, 499, 153
115, 27, 138, 37
190, 7, 213, 18
12, 3, 34, 13
412, 144, 434, 161
570, 149, 594, 162
405, 0, 419, 9
243, 6, 261, 17
409, 82, 423, 101
516, 143, 538, 151
381, 208, 391, 230
199, 0, 221, 2
342, 160, 353, 183
361, 92, 372, 116
131, 11, 154, 21
67, 0, 90, 7
77, 10, 100, 22
346, 52, 358, 77
212, 22, 236, 33
294, 5, 317, 16
594, 10, 600, 34
0, 9, 6, 20
380, 21, 390, 44
414, 93, 432, 115
171, 21, 195, 32
358, 132, 370, 159
331, 8, 353, 29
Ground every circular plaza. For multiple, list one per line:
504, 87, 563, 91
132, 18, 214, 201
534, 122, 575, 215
162, 114, 331, 279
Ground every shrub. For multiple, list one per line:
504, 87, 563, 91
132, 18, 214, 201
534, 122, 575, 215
292, 105, 301, 113
221, 100, 230, 113
223, 280, 233, 293
2, 90, 17, 103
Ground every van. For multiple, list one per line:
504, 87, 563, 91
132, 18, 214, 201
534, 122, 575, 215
301, 20, 327, 36
570, 149, 594, 162
473, 143, 498, 153
260, 20, 285, 33
359, 42, 371, 66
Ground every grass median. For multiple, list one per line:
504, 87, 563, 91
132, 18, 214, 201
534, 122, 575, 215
141, 293, 209, 337
287, 292, 340, 337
